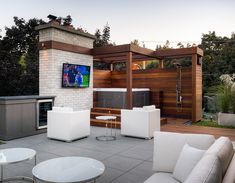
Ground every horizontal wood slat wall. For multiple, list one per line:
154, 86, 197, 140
93, 68, 193, 119
93, 69, 111, 88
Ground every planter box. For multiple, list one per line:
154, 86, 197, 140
218, 112, 235, 127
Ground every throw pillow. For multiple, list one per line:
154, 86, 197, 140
173, 144, 205, 182
184, 154, 222, 183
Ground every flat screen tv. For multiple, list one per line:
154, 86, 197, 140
62, 63, 90, 88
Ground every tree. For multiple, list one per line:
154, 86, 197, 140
199, 31, 235, 93
93, 29, 103, 48
102, 23, 110, 45
93, 23, 112, 70
131, 39, 140, 46
63, 15, 72, 26
163, 40, 170, 49
93, 23, 111, 48
0, 17, 45, 96
177, 42, 184, 48
155, 44, 162, 50
146, 61, 159, 69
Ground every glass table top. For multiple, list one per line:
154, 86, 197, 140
0, 148, 36, 165
32, 157, 105, 183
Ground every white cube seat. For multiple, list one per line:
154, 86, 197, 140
47, 109, 90, 142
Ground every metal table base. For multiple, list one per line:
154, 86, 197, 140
96, 116, 117, 141
96, 135, 116, 141
0, 154, 36, 183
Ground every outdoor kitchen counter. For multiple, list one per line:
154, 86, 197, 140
0, 95, 55, 141
0, 95, 55, 101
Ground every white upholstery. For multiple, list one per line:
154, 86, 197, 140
173, 144, 205, 182
132, 107, 143, 111
144, 173, 179, 183
121, 108, 160, 139
144, 132, 235, 183
184, 154, 222, 183
153, 132, 215, 172
47, 109, 90, 142
205, 137, 234, 176
222, 153, 235, 183
143, 105, 156, 111
52, 106, 73, 112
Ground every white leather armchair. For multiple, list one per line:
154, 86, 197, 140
121, 108, 160, 139
47, 107, 90, 142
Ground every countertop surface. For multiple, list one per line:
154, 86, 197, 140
93, 88, 150, 92
0, 95, 55, 101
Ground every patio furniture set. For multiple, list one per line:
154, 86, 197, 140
1, 105, 235, 183
0, 105, 160, 182
47, 105, 160, 142
0, 148, 104, 183
144, 132, 235, 183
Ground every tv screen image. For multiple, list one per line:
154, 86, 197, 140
62, 63, 90, 88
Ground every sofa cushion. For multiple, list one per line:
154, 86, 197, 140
185, 134, 215, 150
153, 132, 186, 172
144, 173, 180, 183
184, 154, 222, 183
205, 137, 234, 176
222, 153, 235, 183
173, 144, 205, 182
153, 132, 215, 173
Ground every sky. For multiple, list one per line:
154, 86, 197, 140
0, 0, 235, 49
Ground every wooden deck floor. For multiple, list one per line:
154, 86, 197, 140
162, 123, 235, 141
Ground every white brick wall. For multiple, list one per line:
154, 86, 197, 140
39, 27, 94, 110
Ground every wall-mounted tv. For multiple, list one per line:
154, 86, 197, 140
62, 63, 90, 88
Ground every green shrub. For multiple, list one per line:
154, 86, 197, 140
219, 85, 231, 113
218, 74, 235, 113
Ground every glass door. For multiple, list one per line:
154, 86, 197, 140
37, 99, 53, 129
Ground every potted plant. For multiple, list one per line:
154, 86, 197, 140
217, 74, 235, 126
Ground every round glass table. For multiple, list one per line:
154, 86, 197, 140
32, 157, 105, 183
0, 148, 36, 182
95, 116, 117, 141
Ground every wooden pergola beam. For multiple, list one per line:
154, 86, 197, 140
154, 47, 203, 58
126, 52, 133, 109
130, 44, 158, 57
94, 54, 158, 63
92, 44, 131, 55
191, 53, 202, 122
92, 44, 159, 59
93, 53, 127, 59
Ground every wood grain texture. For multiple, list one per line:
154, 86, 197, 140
38, 40, 92, 55
93, 67, 194, 119
126, 52, 133, 109
161, 124, 235, 141
93, 70, 111, 88
192, 54, 202, 122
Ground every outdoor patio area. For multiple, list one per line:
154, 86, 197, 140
0, 127, 155, 183
1, 126, 235, 183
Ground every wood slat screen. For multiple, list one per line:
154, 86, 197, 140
93, 69, 111, 88
93, 68, 193, 119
